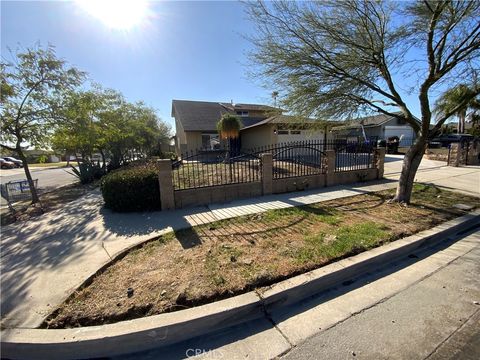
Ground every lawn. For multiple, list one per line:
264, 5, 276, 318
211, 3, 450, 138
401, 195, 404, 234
43, 184, 478, 328
28, 161, 70, 168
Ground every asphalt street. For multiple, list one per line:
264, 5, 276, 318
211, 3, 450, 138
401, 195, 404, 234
0, 167, 77, 207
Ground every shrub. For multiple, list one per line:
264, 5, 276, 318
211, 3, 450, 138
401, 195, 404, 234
69, 162, 105, 184
37, 154, 48, 163
160, 151, 178, 161
101, 162, 161, 212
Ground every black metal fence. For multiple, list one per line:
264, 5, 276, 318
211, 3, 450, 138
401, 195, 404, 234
248, 140, 330, 179
172, 139, 378, 190
334, 142, 376, 172
172, 150, 261, 190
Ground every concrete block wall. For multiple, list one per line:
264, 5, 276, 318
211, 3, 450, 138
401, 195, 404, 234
160, 148, 386, 210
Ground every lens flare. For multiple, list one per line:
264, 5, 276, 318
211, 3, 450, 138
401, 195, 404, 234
76, 0, 149, 30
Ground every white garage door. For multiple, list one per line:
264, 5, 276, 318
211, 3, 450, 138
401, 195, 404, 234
384, 126, 414, 146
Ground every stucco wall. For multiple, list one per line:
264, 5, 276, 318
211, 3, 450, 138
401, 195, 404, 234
183, 132, 203, 153
241, 125, 276, 150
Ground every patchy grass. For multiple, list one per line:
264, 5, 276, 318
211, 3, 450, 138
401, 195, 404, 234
43, 184, 478, 328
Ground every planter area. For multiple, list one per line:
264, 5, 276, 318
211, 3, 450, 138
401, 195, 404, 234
42, 184, 478, 329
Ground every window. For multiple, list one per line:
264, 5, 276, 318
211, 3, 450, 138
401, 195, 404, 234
277, 130, 289, 135
201, 133, 220, 150
236, 111, 249, 117
290, 130, 301, 135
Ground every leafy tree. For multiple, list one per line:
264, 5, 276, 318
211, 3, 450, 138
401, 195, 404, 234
245, 0, 480, 203
52, 90, 103, 163
53, 87, 171, 170
434, 84, 480, 133
1, 45, 85, 203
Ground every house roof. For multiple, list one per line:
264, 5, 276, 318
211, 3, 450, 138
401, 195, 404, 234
171, 100, 279, 132
241, 114, 327, 130
331, 112, 421, 131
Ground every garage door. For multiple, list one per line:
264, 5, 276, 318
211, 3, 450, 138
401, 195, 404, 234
384, 126, 415, 146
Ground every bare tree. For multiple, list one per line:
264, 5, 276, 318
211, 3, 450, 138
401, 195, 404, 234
245, 0, 480, 203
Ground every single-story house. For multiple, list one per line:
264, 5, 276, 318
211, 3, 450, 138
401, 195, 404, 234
331, 112, 420, 146
172, 100, 330, 153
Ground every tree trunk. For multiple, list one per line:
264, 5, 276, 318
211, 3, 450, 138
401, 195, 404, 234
16, 148, 40, 204
99, 149, 106, 170
460, 111, 466, 134
393, 137, 427, 203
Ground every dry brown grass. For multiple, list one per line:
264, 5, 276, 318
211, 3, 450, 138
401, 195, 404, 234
43, 184, 478, 328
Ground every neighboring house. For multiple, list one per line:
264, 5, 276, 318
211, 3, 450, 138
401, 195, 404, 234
332, 112, 420, 146
172, 100, 329, 153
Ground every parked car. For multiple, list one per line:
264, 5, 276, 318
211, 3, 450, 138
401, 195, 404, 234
430, 134, 474, 147
3, 156, 23, 168
0, 158, 15, 169
386, 136, 400, 154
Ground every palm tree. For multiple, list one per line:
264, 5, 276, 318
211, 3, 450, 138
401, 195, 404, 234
216, 113, 241, 140
434, 84, 480, 134
271, 91, 279, 108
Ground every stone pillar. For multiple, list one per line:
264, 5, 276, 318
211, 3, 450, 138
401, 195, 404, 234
325, 150, 336, 186
375, 147, 386, 179
448, 143, 460, 167
158, 159, 175, 210
260, 153, 273, 195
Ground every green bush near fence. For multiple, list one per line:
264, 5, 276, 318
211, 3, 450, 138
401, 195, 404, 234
101, 162, 161, 212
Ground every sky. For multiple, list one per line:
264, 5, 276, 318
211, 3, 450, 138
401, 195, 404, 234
2, 0, 453, 132
1, 0, 273, 131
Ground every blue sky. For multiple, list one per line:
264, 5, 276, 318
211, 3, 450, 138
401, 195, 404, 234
1, 0, 273, 131
2, 0, 440, 131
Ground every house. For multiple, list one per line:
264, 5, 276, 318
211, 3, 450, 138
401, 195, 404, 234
172, 100, 329, 153
331, 112, 420, 146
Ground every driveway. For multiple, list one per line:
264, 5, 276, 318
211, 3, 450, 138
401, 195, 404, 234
384, 154, 480, 197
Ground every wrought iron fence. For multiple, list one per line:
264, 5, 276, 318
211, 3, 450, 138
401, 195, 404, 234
172, 139, 378, 190
172, 149, 261, 190
334, 142, 376, 172
249, 140, 330, 179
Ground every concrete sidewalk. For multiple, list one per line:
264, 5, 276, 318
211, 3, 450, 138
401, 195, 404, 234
1, 156, 479, 329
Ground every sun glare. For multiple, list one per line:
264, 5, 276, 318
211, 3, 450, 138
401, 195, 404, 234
76, 0, 149, 30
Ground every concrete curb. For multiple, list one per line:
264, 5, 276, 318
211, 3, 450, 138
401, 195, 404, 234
2, 211, 479, 360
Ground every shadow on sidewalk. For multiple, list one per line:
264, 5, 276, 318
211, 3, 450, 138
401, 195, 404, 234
0, 191, 104, 327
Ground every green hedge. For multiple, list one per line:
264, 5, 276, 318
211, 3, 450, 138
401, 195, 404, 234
101, 163, 161, 212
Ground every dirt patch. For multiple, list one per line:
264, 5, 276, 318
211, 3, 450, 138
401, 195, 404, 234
1, 182, 98, 226
43, 184, 478, 328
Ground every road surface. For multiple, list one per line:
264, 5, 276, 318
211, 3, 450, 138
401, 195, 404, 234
0, 166, 77, 206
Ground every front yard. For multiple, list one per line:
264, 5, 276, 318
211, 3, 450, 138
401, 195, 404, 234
43, 184, 478, 328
